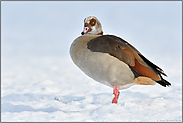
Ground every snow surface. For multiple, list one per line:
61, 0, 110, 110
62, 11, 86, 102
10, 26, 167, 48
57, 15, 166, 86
1, 55, 182, 122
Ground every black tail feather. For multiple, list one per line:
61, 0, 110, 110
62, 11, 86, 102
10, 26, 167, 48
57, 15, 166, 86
156, 79, 171, 87
156, 74, 171, 87
138, 54, 171, 87
138, 54, 167, 77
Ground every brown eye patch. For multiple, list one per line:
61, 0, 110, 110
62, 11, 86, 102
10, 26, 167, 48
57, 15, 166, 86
84, 23, 89, 27
90, 18, 96, 26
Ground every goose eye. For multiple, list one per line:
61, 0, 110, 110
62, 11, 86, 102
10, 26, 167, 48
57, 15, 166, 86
90, 19, 96, 26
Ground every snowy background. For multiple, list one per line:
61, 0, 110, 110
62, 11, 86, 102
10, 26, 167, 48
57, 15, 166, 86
1, 1, 182, 122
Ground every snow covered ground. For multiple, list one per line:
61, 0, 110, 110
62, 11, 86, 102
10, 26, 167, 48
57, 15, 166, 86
1, 1, 182, 122
1, 55, 182, 122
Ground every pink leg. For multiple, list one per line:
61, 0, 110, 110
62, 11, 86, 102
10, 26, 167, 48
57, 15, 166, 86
112, 86, 120, 104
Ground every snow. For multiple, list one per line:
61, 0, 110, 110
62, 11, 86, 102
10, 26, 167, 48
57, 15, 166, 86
1, 56, 182, 122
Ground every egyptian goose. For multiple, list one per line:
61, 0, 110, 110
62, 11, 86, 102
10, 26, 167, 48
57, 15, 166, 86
70, 16, 171, 104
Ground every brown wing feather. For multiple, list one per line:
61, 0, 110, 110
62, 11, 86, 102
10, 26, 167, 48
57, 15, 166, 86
87, 35, 161, 81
